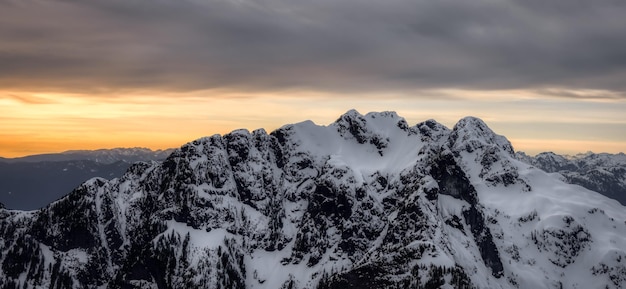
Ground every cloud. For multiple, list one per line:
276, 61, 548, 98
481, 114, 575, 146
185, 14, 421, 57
535, 89, 626, 100
4, 94, 57, 104
1, 0, 626, 97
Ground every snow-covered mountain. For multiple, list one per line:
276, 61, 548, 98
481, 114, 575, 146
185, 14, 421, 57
0, 110, 624, 289
516, 151, 626, 205
0, 148, 174, 210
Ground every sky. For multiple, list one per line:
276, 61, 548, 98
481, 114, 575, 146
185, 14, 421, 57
1, 0, 625, 157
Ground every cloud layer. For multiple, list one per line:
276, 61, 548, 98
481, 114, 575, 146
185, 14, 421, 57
1, 0, 626, 96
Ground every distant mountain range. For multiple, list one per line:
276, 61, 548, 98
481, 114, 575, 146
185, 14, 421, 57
0, 147, 173, 164
0, 148, 174, 210
516, 151, 626, 205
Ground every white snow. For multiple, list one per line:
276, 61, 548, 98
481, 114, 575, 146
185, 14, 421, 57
3, 111, 625, 289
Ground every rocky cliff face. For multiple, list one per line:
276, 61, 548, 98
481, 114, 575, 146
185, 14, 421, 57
1, 110, 625, 289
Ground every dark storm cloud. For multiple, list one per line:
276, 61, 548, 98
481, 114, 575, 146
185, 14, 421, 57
1, 0, 626, 96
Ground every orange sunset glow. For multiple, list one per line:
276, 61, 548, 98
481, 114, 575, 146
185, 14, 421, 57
2, 88, 624, 158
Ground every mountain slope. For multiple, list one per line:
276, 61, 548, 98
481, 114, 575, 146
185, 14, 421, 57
0, 110, 624, 289
516, 151, 626, 205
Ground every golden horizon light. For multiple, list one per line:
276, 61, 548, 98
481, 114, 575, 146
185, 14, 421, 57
1, 89, 624, 158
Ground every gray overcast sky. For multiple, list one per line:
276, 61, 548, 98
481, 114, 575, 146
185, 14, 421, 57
1, 0, 626, 97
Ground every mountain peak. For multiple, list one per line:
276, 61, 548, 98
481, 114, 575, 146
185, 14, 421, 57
453, 116, 494, 137
334, 109, 368, 144
414, 119, 450, 143
326, 110, 422, 158
364, 110, 401, 120
448, 116, 514, 156
334, 110, 405, 126
337, 108, 364, 119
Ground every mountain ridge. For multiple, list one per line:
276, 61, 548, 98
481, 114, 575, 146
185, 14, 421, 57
516, 151, 626, 205
0, 110, 624, 289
